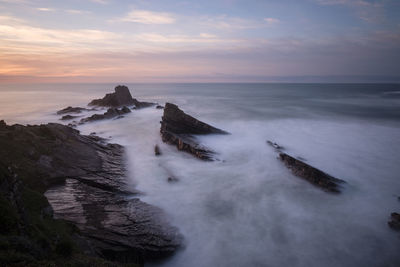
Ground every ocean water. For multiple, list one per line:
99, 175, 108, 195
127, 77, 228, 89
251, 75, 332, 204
1, 83, 400, 266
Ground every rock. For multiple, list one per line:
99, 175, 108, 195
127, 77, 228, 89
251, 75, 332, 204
60, 115, 79, 121
89, 85, 155, 108
279, 153, 345, 193
267, 140, 283, 150
155, 145, 161, 156
0, 120, 6, 127
0, 121, 182, 264
57, 106, 91, 115
156, 105, 164, 109
121, 106, 131, 113
79, 106, 131, 124
167, 177, 179, 183
388, 212, 400, 231
160, 103, 228, 160
161, 103, 228, 135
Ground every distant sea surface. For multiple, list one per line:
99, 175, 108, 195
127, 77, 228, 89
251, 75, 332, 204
1, 83, 400, 267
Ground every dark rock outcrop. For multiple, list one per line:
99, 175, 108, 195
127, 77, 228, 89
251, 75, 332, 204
89, 85, 155, 108
160, 103, 228, 160
0, 122, 181, 265
57, 106, 92, 115
79, 106, 131, 124
279, 153, 345, 193
388, 212, 400, 231
156, 105, 164, 109
60, 115, 79, 121
161, 103, 228, 135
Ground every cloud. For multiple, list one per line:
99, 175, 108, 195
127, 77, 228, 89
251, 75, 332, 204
0, 0, 30, 3
119, 9, 176, 24
315, 0, 374, 6
0, 15, 120, 54
66, 9, 91, 15
134, 33, 237, 45
314, 0, 384, 22
200, 33, 217, 38
201, 15, 264, 30
36, 8, 56, 12
89, 0, 108, 4
264, 17, 280, 24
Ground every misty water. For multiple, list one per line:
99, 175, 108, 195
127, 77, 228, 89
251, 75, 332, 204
1, 83, 400, 266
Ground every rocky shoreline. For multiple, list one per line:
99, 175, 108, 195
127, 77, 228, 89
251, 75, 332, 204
0, 120, 181, 266
1, 84, 398, 266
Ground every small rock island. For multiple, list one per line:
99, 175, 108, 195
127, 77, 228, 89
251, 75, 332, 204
89, 85, 155, 108
160, 103, 229, 160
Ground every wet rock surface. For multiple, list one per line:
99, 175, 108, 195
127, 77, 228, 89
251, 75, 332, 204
0, 121, 181, 264
160, 103, 228, 160
89, 85, 155, 108
279, 153, 345, 193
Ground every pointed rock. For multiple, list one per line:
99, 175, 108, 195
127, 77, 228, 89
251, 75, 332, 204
89, 85, 155, 108
160, 103, 228, 160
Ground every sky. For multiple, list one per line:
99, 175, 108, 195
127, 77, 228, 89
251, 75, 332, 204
0, 0, 399, 83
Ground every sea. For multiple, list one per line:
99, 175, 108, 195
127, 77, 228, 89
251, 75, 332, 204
1, 83, 400, 267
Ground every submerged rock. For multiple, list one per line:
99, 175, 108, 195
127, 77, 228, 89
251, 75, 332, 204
160, 103, 228, 160
57, 106, 92, 115
155, 145, 161, 156
279, 153, 345, 193
79, 106, 131, 124
156, 105, 164, 109
267, 140, 283, 150
388, 212, 400, 231
89, 85, 155, 108
0, 122, 181, 264
167, 176, 179, 183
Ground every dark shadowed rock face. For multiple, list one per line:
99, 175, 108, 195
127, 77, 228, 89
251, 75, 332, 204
89, 85, 134, 107
279, 153, 345, 193
160, 103, 228, 160
161, 103, 228, 135
89, 85, 155, 108
0, 122, 181, 264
